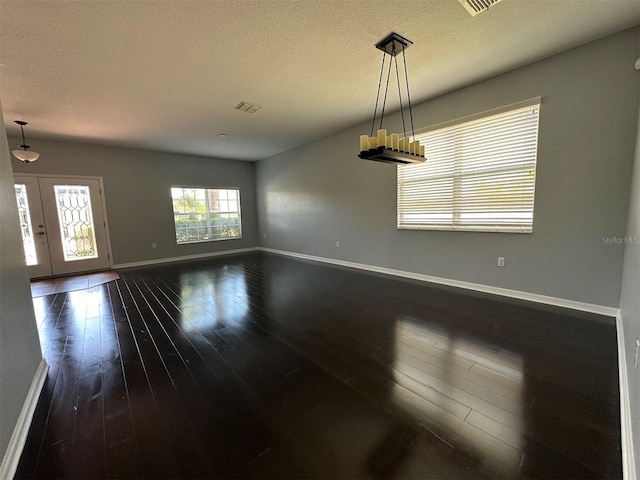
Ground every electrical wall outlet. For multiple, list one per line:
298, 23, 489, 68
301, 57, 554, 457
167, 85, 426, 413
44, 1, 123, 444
152, 243, 157, 249
336, 241, 340, 248
497, 257, 505, 267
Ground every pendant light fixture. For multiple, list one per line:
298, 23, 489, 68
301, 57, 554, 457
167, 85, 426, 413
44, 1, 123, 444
358, 32, 426, 165
12, 120, 40, 163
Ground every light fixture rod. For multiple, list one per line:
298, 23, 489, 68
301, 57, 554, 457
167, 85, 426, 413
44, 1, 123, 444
379, 48, 394, 130
371, 33, 415, 138
370, 54, 387, 137
15, 120, 29, 149
393, 51, 406, 139
402, 44, 416, 141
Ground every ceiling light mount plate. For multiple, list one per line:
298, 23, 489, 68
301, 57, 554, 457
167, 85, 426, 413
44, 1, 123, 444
375, 32, 413, 57
358, 146, 424, 165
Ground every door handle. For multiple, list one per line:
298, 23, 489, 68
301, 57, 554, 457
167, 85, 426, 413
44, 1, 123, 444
35, 231, 46, 236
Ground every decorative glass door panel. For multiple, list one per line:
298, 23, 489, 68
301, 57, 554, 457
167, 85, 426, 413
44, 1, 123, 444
54, 185, 99, 261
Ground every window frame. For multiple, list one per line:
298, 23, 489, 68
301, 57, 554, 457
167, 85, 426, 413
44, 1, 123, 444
397, 98, 541, 234
171, 186, 243, 244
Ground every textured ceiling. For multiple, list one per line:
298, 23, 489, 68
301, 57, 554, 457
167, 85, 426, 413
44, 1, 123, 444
1, 0, 639, 161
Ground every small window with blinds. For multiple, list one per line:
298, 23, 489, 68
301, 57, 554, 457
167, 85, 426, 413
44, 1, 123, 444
397, 99, 540, 233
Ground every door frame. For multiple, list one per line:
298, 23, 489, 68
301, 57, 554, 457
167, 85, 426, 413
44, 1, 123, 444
15, 173, 114, 275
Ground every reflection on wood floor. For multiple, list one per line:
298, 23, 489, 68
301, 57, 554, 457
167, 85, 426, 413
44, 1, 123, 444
16, 252, 621, 479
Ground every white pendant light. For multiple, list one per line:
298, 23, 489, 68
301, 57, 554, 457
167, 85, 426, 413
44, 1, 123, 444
12, 120, 40, 163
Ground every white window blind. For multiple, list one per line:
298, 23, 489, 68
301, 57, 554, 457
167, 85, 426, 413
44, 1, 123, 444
397, 100, 540, 233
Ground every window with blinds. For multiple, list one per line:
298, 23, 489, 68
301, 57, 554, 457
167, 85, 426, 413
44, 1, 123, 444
397, 100, 540, 233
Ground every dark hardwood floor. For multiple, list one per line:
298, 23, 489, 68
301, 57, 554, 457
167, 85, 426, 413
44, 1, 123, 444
15, 252, 622, 479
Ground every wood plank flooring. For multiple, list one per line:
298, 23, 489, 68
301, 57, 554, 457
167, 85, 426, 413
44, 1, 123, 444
15, 252, 622, 479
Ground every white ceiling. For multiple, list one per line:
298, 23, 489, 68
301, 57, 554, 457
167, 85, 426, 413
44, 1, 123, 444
1, 0, 639, 161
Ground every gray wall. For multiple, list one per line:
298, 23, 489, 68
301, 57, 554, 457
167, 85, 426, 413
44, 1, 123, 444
256, 27, 640, 308
0, 104, 43, 464
11, 138, 259, 265
619, 93, 640, 475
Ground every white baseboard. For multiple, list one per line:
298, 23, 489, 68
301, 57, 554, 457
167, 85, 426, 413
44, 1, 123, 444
0, 359, 49, 480
113, 246, 260, 269
616, 314, 637, 480
259, 247, 619, 318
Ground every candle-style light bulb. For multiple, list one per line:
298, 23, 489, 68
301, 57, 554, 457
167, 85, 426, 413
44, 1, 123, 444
359, 135, 368, 152
391, 133, 399, 151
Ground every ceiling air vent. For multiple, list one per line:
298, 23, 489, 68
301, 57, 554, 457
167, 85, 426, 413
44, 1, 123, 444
234, 101, 261, 114
458, 0, 503, 16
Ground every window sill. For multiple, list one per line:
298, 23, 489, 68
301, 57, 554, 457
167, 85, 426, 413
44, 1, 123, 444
177, 236, 243, 245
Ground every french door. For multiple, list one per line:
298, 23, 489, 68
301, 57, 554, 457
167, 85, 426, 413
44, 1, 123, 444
14, 175, 111, 278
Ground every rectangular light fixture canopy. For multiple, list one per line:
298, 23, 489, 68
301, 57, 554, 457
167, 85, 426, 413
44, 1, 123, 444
375, 32, 413, 56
